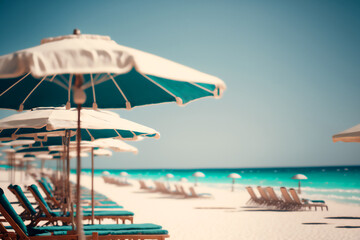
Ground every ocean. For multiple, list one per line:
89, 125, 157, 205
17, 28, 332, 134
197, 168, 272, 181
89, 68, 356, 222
75, 165, 360, 205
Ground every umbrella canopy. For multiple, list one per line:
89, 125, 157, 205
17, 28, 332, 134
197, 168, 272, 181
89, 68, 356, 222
291, 174, 307, 194
166, 173, 174, 179
0, 107, 159, 141
227, 173, 241, 179
0, 140, 35, 146
192, 171, 205, 178
332, 123, 360, 143
291, 174, 308, 180
102, 171, 110, 176
0, 33, 226, 111
180, 177, 188, 182
93, 149, 112, 156
120, 171, 128, 177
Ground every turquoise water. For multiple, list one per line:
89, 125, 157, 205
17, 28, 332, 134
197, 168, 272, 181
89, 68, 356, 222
74, 166, 360, 205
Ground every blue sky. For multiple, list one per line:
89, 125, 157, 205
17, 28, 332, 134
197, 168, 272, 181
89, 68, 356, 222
0, 0, 359, 169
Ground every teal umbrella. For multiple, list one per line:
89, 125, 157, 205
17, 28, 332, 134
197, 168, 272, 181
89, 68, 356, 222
0, 30, 225, 235
0, 31, 226, 111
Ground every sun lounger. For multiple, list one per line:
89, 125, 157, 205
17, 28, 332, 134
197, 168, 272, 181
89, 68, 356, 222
245, 186, 264, 205
0, 188, 170, 240
189, 187, 212, 198
265, 187, 287, 209
280, 187, 302, 210
256, 186, 272, 205
288, 188, 328, 211
29, 184, 134, 224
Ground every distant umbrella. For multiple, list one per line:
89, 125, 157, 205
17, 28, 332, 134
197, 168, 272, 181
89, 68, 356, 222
180, 177, 188, 183
332, 123, 360, 143
192, 171, 205, 186
102, 171, 110, 176
227, 173, 241, 192
291, 174, 308, 194
120, 171, 129, 184
165, 173, 174, 188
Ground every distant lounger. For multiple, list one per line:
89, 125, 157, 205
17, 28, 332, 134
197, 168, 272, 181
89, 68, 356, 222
246, 186, 264, 205
288, 188, 328, 211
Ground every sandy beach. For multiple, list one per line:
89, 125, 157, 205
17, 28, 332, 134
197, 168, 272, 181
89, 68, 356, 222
0, 169, 359, 239
71, 173, 360, 240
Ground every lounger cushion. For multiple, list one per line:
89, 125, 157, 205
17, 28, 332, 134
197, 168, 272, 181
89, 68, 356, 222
30, 223, 162, 233
40, 210, 134, 217
99, 201, 117, 204
13, 185, 37, 215
82, 205, 123, 209
29, 185, 55, 215
50, 229, 169, 236
38, 180, 54, 197
0, 188, 29, 235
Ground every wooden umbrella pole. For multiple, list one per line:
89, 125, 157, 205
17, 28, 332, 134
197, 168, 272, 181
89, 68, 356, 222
76, 103, 83, 235
91, 147, 95, 224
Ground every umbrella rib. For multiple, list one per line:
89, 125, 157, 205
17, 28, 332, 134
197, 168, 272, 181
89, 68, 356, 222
114, 129, 123, 139
85, 129, 94, 141
137, 72, 183, 105
0, 72, 31, 97
108, 73, 131, 109
188, 82, 218, 96
19, 76, 47, 111
90, 74, 97, 109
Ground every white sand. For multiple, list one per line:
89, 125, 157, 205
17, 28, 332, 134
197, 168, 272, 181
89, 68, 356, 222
73, 174, 360, 240
1, 170, 359, 240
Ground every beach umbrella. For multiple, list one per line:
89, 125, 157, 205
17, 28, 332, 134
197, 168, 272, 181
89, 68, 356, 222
227, 173, 241, 192
0, 30, 225, 235
192, 171, 205, 186
0, 107, 160, 141
332, 123, 360, 143
165, 173, 174, 188
291, 174, 307, 194
120, 171, 129, 184
102, 171, 110, 176
180, 177, 188, 183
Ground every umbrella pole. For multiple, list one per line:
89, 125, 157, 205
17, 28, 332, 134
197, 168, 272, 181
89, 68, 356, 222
298, 181, 301, 194
91, 147, 94, 224
76, 103, 84, 236
232, 179, 235, 192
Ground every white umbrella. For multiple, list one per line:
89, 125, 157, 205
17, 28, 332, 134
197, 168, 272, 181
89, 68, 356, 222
192, 171, 205, 186
0, 107, 160, 141
102, 171, 110, 176
165, 173, 174, 188
120, 171, 129, 184
291, 174, 308, 194
333, 123, 360, 143
227, 173, 241, 192
180, 177, 188, 183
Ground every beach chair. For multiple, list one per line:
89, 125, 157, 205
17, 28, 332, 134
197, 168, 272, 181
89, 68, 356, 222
0, 188, 170, 240
245, 187, 264, 205
29, 184, 134, 225
288, 188, 328, 211
256, 186, 272, 206
37, 180, 62, 209
179, 186, 192, 198
280, 187, 301, 210
265, 187, 286, 209
189, 187, 212, 198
